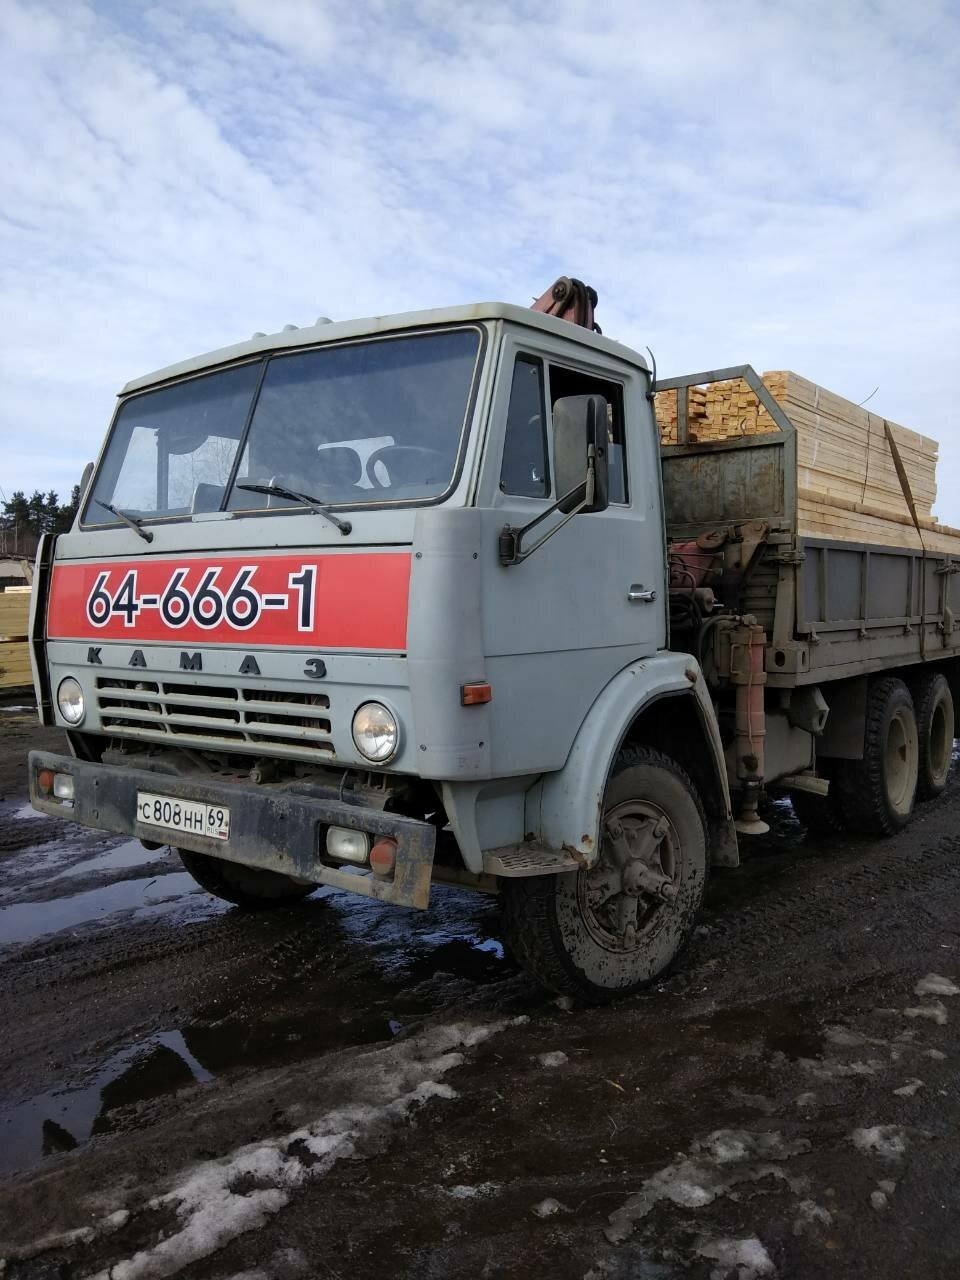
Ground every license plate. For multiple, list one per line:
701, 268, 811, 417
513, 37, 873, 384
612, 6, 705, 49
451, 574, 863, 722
136, 791, 230, 840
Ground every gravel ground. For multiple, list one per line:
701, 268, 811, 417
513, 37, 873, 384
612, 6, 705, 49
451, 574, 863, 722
1, 703, 959, 1279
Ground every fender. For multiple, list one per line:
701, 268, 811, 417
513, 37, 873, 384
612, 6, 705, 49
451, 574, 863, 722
531, 651, 734, 865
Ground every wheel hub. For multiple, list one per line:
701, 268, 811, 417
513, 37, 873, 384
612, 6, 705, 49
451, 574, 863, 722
578, 802, 679, 952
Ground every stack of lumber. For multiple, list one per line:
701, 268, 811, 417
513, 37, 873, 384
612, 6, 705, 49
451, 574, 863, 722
0, 588, 31, 689
656, 371, 960, 552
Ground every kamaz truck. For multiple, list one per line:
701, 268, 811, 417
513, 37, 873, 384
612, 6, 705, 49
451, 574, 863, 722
28, 278, 960, 999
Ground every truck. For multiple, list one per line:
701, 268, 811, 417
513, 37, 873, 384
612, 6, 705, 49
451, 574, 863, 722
27, 277, 960, 1000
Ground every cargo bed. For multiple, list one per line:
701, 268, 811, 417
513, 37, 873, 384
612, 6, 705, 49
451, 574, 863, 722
660, 366, 960, 687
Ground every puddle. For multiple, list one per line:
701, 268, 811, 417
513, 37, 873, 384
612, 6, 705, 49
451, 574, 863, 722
0, 1030, 213, 1177
55, 839, 161, 879
0, 872, 225, 946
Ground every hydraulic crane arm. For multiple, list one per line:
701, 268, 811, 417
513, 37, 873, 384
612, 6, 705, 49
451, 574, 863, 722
531, 276, 601, 333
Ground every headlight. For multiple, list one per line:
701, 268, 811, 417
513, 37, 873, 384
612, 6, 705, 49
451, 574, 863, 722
351, 701, 399, 763
57, 677, 85, 725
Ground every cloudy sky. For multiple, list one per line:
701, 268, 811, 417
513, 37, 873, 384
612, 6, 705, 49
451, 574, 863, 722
1, 0, 959, 518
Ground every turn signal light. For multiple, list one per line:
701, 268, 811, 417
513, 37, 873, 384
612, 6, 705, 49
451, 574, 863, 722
460, 681, 492, 706
37, 768, 55, 795
369, 837, 398, 877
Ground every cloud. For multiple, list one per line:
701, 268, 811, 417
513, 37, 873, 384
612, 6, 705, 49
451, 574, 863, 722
0, 0, 958, 517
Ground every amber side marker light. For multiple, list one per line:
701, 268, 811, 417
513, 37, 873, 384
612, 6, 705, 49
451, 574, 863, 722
460, 681, 492, 706
37, 768, 55, 796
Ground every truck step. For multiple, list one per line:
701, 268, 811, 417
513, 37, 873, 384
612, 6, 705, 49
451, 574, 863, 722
483, 845, 583, 877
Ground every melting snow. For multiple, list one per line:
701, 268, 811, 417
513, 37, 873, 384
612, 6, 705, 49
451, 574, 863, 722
445, 1182, 500, 1200
533, 1197, 569, 1217
75, 1019, 510, 1280
851, 1125, 908, 1159
696, 1235, 776, 1278
537, 1050, 568, 1068
892, 1078, 924, 1097
605, 1130, 809, 1244
914, 973, 959, 998
904, 1001, 948, 1025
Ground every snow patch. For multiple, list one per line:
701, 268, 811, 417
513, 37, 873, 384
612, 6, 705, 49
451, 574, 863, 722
792, 1199, 832, 1235
851, 1125, 908, 1159
537, 1050, 568, 1068
696, 1235, 776, 1278
81, 1019, 506, 1280
799, 1056, 884, 1079
606, 1130, 809, 1244
533, 1197, 569, 1217
914, 973, 959, 998
923, 1048, 947, 1061
892, 1078, 924, 1097
445, 1182, 500, 1200
870, 1190, 888, 1210
904, 1001, 948, 1025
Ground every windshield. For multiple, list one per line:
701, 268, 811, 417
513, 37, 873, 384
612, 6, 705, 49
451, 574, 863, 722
85, 328, 481, 524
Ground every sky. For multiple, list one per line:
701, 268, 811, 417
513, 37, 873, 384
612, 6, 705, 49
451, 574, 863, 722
1, 0, 959, 518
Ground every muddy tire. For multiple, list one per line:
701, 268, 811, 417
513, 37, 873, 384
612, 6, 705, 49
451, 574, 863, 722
501, 747, 707, 1002
832, 677, 918, 836
912, 671, 955, 800
178, 849, 316, 908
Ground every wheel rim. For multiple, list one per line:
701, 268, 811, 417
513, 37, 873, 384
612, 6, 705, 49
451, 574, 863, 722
928, 694, 953, 784
884, 707, 918, 814
578, 799, 679, 954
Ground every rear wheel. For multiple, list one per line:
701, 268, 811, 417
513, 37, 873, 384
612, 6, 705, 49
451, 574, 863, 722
912, 671, 955, 800
179, 848, 316, 908
501, 747, 707, 1001
832, 677, 918, 836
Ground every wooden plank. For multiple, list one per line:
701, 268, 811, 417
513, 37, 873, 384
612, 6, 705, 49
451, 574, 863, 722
0, 594, 30, 641
0, 641, 32, 688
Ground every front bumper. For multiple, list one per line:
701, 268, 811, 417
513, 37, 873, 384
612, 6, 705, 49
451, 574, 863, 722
28, 750, 436, 909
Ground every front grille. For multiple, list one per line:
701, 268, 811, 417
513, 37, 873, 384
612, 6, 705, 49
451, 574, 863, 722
96, 678, 335, 760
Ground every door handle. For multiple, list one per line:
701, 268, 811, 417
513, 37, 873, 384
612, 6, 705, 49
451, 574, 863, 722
628, 585, 657, 603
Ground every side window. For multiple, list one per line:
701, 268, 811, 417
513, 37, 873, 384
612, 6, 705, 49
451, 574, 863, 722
548, 365, 628, 504
500, 356, 550, 498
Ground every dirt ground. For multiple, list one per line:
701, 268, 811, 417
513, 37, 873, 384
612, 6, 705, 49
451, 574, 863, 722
1, 701, 959, 1280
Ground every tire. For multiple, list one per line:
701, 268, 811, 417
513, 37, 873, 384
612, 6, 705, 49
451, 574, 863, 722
912, 671, 955, 800
832, 676, 918, 836
178, 848, 316, 908
791, 785, 845, 836
501, 747, 707, 1002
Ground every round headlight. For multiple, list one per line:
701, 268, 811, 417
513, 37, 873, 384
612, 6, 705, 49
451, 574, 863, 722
351, 701, 399, 763
57, 677, 86, 725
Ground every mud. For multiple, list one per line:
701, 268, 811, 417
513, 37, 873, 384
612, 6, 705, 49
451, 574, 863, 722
1, 705, 959, 1278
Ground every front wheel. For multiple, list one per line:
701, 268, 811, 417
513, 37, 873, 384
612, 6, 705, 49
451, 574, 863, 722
501, 747, 707, 1001
179, 849, 316, 908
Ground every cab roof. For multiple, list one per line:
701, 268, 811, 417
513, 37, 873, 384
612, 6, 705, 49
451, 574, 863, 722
121, 301, 649, 395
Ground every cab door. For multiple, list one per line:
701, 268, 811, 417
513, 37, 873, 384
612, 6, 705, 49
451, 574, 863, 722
478, 331, 666, 776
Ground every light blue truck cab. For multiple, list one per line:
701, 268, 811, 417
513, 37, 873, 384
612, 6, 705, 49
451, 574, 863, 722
33, 297, 952, 998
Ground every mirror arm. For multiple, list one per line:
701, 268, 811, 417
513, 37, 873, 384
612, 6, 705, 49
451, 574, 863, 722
498, 446, 596, 567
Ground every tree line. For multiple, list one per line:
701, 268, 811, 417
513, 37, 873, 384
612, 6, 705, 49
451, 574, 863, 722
1, 487, 82, 542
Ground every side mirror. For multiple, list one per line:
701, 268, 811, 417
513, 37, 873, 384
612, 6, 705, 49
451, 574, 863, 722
553, 394, 609, 514
79, 461, 95, 498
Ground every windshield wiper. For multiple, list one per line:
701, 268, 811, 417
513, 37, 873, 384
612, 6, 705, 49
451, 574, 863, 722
94, 499, 153, 543
236, 483, 352, 535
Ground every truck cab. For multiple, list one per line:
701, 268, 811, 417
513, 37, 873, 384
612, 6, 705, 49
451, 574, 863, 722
28, 301, 737, 1000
